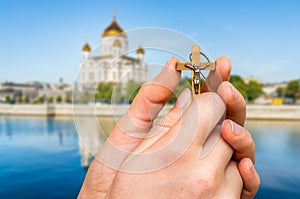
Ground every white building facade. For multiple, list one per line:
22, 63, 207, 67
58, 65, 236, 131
78, 18, 148, 90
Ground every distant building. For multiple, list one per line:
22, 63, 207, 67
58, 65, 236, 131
254, 95, 271, 105
0, 81, 73, 103
38, 82, 72, 100
78, 16, 148, 90
0, 82, 40, 102
263, 82, 288, 98
254, 81, 299, 105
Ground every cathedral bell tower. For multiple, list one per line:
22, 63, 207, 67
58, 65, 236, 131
101, 15, 127, 58
82, 42, 91, 60
136, 46, 145, 64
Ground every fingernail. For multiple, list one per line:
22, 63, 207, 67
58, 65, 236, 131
223, 120, 233, 132
228, 85, 239, 100
245, 158, 253, 170
166, 58, 171, 66
176, 88, 191, 109
232, 121, 244, 136
166, 57, 174, 67
164, 58, 178, 72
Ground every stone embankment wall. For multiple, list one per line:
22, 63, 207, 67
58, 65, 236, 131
0, 104, 300, 120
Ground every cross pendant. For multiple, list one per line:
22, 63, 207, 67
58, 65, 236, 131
176, 46, 216, 96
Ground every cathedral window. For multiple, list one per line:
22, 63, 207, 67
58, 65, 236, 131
129, 71, 132, 80
89, 72, 94, 81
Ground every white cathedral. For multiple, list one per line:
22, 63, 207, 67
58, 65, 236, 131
78, 17, 148, 90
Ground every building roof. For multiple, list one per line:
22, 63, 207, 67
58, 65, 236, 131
1, 82, 38, 88
136, 47, 145, 55
102, 19, 127, 38
82, 43, 91, 52
90, 55, 137, 62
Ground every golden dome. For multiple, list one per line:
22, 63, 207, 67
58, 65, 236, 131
82, 43, 91, 52
113, 39, 122, 47
136, 47, 145, 55
102, 20, 127, 38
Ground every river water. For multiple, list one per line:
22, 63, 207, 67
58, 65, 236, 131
0, 116, 299, 198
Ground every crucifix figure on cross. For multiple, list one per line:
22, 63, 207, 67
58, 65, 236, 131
176, 46, 216, 96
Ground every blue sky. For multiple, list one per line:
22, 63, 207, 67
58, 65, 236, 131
0, 0, 300, 84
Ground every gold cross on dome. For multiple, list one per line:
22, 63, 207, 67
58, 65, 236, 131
112, 9, 117, 19
176, 45, 216, 96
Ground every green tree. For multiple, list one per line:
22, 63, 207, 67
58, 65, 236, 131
276, 86, 285, 98
5, 96, 11, 104
17, 96, 23, 104
230, 75, 248, 99
246, 80, 263, 102
65, 94, 72, 103
111, 83, 124, 104
77, 92, 94, 104
230, 75, 264, 102
48, 96, 54, 103
124, 80, 141, 103
56, 96, 63, 103
24, 96, 30, 103
38, 96, 45, 104
96, 82, 115, 103
286, 80, 300, 100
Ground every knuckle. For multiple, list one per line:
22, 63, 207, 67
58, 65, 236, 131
155, 107, 181, 129
201, 158, 220, 186
196, 92, 225, 110
197, 172, 216, 194
197, 178, 215, 194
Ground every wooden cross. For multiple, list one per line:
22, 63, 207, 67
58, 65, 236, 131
176, 45, 216, 96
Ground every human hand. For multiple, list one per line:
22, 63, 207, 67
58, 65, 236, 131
78, 57, 260, 198
107, 91, 242, 198
202, 57, 260, 198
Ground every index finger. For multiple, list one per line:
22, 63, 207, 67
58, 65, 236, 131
109, 57, 181, 151
90, 58, 181, 174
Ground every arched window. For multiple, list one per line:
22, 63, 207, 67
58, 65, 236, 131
89, 72, 94, 81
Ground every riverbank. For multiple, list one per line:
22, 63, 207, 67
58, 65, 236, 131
0, 104, 300, 120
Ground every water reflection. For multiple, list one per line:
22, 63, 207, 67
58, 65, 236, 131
245, 120, 300, 198
1, 116, 300, 198
0, 116, 78, 149
76, 117, 116, 169
77, 117, 102, 169
0, 116, 84, 199
77, 118, 300, 197
58, 130, 63, 145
